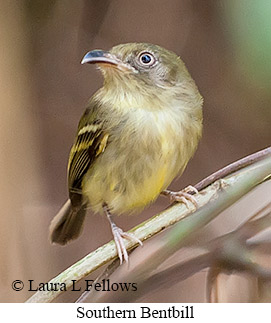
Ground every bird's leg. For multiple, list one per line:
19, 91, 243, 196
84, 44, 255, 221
161, 185, 199, 208
103, 204, 143, 264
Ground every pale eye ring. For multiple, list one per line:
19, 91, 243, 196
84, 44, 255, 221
138, 52, 156, 66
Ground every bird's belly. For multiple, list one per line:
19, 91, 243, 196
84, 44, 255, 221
81, 106, 200, 215
82, 139, 181, 215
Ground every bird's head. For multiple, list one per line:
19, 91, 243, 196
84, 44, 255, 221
81, 43, 194, 92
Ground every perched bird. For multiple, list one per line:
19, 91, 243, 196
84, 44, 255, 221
50, 43, 203, 263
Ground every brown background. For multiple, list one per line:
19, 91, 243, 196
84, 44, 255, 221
0, 0, 270, 302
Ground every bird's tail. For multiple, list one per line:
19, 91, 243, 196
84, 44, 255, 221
49, 199, 86, 245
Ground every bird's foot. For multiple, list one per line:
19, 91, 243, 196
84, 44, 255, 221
111, 223, 143, 264
103, 203, 142, 264
162, 185, 199, 208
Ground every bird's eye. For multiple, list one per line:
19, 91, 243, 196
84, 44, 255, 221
138, 52, 156, 66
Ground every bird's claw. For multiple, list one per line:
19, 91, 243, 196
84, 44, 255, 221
162, 185, 199, 208
111, 224, 143, 264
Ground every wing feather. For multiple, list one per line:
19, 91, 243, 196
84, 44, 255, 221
67, 106, 108, 207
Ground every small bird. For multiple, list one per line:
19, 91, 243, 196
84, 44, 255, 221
49, 43, 203, 263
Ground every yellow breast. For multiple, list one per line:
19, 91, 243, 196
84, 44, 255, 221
82, 101, 201, 215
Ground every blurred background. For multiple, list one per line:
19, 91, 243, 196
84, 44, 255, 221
0, 0, 270, 302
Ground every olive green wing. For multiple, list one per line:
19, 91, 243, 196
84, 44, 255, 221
68, 107, 109, 207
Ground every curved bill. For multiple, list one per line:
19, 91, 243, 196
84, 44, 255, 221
81, 50, 119, 66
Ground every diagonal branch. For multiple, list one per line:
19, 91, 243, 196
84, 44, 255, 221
26, 149, 271, 303
194, 146, 271, 191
